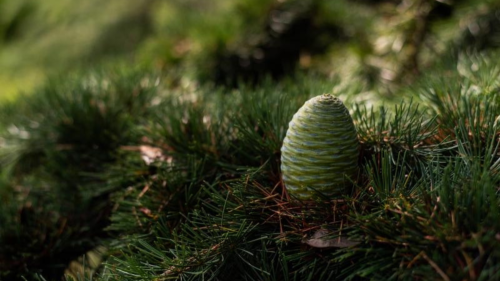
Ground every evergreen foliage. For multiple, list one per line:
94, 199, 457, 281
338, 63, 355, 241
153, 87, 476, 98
96, 54, 498, 280
2, 51, 497, 280
0, 68, 158, 280
1, 1, 500, 280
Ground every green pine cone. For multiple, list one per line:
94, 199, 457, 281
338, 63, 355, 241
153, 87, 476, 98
281, 94, 359, 199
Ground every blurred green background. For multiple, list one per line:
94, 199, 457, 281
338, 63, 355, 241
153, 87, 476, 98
2, 0, 500, 101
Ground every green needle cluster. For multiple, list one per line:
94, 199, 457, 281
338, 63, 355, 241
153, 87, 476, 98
281, 94, 359, 199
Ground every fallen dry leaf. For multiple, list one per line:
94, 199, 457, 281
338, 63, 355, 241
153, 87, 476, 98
303, 228, 359, 248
